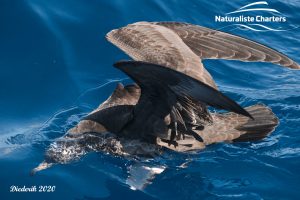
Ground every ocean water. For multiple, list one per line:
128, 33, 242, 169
0, 0, 300, 199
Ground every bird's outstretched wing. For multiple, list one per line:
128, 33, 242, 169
114, 61, 252, 141
153, 22, 300, 69
106, 22, 217, 89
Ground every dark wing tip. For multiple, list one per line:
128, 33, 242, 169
214, 90, 253, 119
233, 102, 254, 119
202, 88, 254, 119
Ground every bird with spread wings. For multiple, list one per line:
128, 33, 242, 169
32, 21, 299, 174
77, 21, 298, 151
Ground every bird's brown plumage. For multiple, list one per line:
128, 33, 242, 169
154, 22, 300, 69
106, 22, 217, 89
74, 21, 298, 151
106, 22, 299, 91
34, 21, 297, 176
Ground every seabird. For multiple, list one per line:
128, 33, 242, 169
32, 21, 299, 174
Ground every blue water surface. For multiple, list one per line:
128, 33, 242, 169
0, 0, 300, 199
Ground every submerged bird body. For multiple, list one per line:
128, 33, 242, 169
33, 21, 299, 174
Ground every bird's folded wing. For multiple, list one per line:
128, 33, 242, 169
69, 84, 140, 135
84, 105, 134, 133
154, 22, 300, 69
106, 22, 217, 89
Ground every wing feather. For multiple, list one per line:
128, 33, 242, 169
154, 22, 299, 69
106, 22, 217, 89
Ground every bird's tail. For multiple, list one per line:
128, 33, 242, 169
232, 104, 279, 142
157, 104, 279, 152
200, 104, 279, 145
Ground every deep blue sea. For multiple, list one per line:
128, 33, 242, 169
0, 0, 299, 199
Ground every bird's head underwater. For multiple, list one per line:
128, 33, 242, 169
30, 121, 121, 175
31, 118, 161, 175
